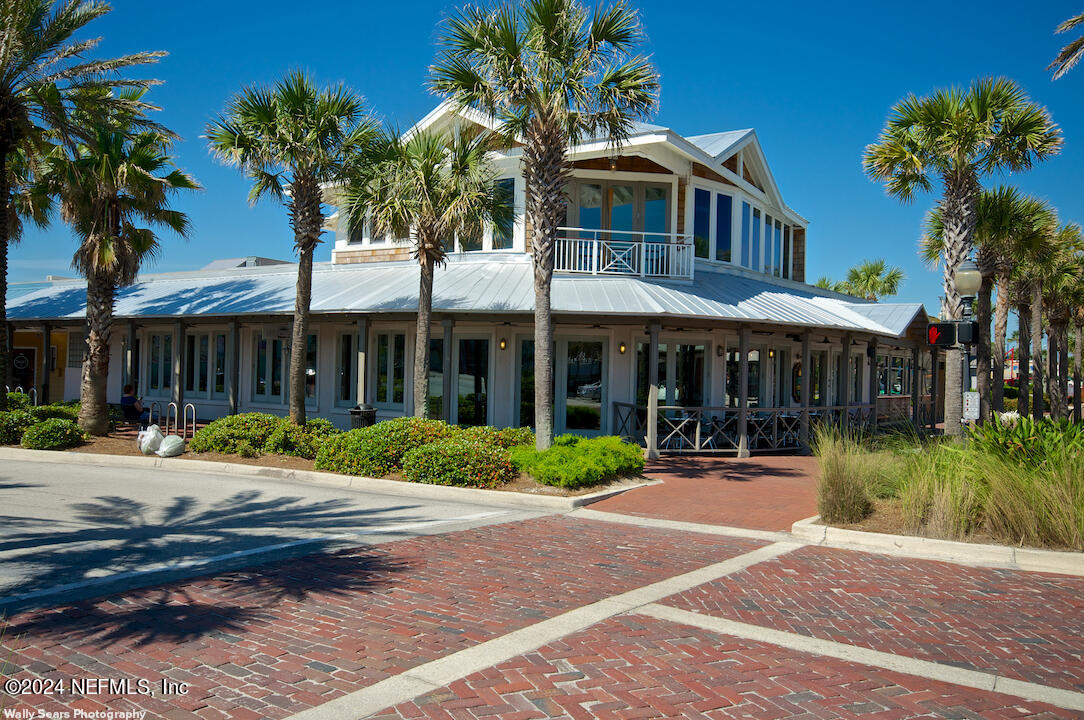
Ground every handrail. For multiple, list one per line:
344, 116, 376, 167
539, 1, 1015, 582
556, 226, 692, 244
554, 226, 695, 279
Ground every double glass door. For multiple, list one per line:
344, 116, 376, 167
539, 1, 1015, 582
566, 180, 670, 242
517, 337, 608, 435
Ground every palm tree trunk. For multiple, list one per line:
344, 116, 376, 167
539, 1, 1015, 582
413, 255, 435, 419
289, 244, 313, 426
992, 272, 1010, 413
938, 173, 977, 436
1017, 304, 1031, 417
1057, 323, 1069, 420
1030, 281, 1045, 419
0, 148, 10, 411
1074, 322, 1082, 422
78, 270, 113, 435
1049, 322, 1067, 420
976, 275, 992, 422
524, 110, 569, 451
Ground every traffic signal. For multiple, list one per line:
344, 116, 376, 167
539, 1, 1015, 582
927, 323, 956, 347
956, 321, 979, 345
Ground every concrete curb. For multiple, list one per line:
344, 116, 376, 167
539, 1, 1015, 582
0, 447, 654, 512
791, 515, 1083, 577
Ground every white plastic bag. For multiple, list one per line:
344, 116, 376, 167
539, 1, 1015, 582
155, 435, 185, 458
138, 425, 164, 455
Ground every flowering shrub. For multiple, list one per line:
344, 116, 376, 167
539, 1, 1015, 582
402, 438, 516, 488
458, 425, 535, 449
314, 417, 459, 476
189, 413, 287, 455
0, 410, 35, 444
21, 418, 88, 450
512, 435, 644, 489
263, 418, 341, 459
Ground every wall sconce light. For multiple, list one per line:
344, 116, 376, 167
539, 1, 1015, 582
608, 157, 618, 172
499, 337, 507, 351
618, 342, 627, 354
768, 348, 775, 359
716, 345, 726, 358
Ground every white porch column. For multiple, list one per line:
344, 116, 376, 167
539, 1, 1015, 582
646, 321, 660, 459
737, 327, 750, 458
228, 321, 240, 415
868, 337, 879, 428
356, 317, 369, 406
842, 332, 852, 429
799, 330, 811, 450
172, 320, 184, 407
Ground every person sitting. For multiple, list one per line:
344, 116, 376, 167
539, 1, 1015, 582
120, 384, 150, 426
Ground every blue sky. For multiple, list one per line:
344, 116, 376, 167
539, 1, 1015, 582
12, 0, 1084, 315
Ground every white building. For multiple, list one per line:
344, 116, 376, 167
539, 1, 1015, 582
8, 102, 938, 455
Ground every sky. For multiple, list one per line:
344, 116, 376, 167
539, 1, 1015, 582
11, 0, 1084, 316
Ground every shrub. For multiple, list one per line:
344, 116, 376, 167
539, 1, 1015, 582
189, 413, 286, 455
813, 426, 872, 524
402, 438, 516, 488
459, 425, 535, 449
1003, 397, 1018, 412
30, 403, 79, 422
21, 418, 88, 450
1002, 384, 1019, 399
6, 392, 30, 410
315, 417, 458, 476
263, 418, 341, 459
967, 415, 1084, 467
516, 435, 644, 489
0, 410, 34, 444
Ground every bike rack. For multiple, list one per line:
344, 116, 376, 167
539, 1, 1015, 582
165, 402, 179, 436
27, 387, 37, 406
182, 403, 196, 440
14, 386, 23, 394
149, 401, 162, 428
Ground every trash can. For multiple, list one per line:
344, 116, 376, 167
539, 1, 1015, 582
349, 403, 377, 430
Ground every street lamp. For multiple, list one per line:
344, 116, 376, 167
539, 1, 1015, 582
955, 259, 982, 318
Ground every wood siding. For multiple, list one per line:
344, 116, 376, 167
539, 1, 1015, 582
691, 163, 739, 188
332, 246, 413, 265
792, 227, 806, 283
570, 156, 671, 174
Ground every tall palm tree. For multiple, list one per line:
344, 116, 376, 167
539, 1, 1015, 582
431, 0, 659, 450
1049, 11, 1084, 79
0, 0, 162, 409
1073, 299, 1084, 422
1040, 224, 1083, 420
923, 188, 1057, 416
45, 107, 197, 434
344, 128, 512, 419
207, 71, 378, 425
842, 259, 904, 301
865, 77, 1062, 435
814, 276, 847, 293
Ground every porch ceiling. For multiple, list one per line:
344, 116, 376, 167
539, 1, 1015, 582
7, 254, 926, 340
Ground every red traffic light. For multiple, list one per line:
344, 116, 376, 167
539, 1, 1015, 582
927, 322, 956, 347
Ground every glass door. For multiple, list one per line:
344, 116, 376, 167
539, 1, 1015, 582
562, 340, 605, 434
455, 338, 489, 426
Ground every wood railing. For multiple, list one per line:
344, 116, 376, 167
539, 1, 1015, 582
554, 227, 695, 279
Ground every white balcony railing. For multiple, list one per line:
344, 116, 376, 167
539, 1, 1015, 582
554, 227, 695, 279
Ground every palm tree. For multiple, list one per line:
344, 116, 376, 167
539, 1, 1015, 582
431, 0, 659, 450
1049, 11, 1084, 79
0, 0, 162, 409
207, 71, 378, 425
1073, 299, 1084, 422
842, 259, 904, 301
1040, 224, 1083, 419
865, 78, 1062, 435
45, 105, 198, 434
923, 188, 1057, 416
814, 276, 846, 292
344, 128, 512, 419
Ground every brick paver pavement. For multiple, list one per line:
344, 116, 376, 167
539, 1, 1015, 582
0, 516, 762, 719
370, 614, 1074, 719
590, 455, 819, 531
664, 545, 1084, 692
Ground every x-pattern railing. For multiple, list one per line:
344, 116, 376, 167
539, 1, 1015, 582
555, 227, 695, 279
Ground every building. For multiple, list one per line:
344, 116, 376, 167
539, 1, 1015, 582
7, 102, 938, 455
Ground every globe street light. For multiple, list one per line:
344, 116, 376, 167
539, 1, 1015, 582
955, 259, 982, 318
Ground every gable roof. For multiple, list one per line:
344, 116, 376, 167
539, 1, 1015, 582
685, 129, 755, 159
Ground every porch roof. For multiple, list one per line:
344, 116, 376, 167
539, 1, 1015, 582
7, 253, 925, 339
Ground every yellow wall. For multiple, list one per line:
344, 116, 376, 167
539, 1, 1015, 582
12, 329, 68, 404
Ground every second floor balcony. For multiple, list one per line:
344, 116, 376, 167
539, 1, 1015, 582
554, 227, 695, 280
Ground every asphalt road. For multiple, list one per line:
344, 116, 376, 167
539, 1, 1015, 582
0, 459, 544, 612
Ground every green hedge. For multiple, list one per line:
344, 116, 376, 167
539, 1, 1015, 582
263, 418, 341, 459
0, 410, 35, 444
402, 438, 516, 488
189, 413, 287, 455
30, 403, 80, 422
21, 418, 88, 450
314, 416, 459, 475
458, 425, 535, 449
6, 392, 31, 410
512, 435, 644, 489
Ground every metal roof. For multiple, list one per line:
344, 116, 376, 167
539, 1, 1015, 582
6, 254, 924, 339
684, 129, 755, 159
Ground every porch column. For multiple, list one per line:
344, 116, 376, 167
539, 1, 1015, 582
228, 321, 239, 415
911, 344, 921, 429
646, 320, 660, 459
172, 320, 184, 407
799, 330, 811, 450
737, 327, 750, 458
356, 317, 369, 406
868, 337, 879, 428
40, 323, 51, 404
124, 319, 136, 390
441, 318, 454, 421
841, 332, 852, 430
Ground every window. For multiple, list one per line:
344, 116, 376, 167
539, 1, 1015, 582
459, 232, 482, 252
492, 178, 515, 249
457, 339, 488, 425
693, 188, 710, 259
347, 210, 365, 244
146, 333, 173, 395
774, 221, 783, 278
305, 334, 317, 400
643, 186, 668, 241
851, 355, 862, 403
67, 332, 84, 368
336, 333, 355, 407
565, 341, 603, 431
375, 332, 405, 406
764, 214, 773, 274
635, 342, 666, 406
782, 226, 792, 279
185, 332, 228, 399
751, 208, 762, 272
428, 337, 444, 418
214, 334, 226, 396
740, 202, 751, 266
715, 194, 732, 262
725, 348, 760, 408
252, 333, 284, 402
